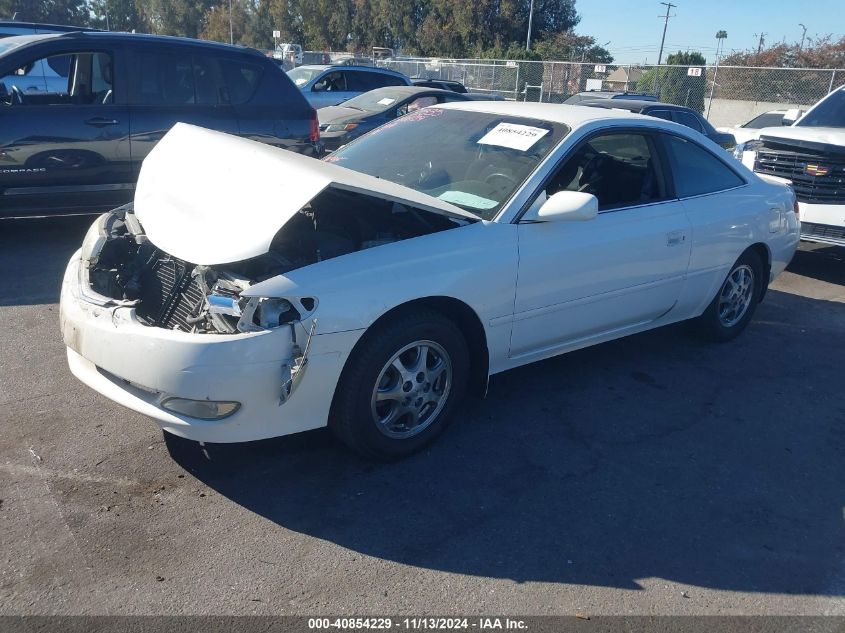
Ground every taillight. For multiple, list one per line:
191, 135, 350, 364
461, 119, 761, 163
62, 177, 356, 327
309, 108, 319, 143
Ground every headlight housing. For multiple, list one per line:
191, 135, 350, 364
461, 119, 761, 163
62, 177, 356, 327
79, 213, 109, 266
236, 297, 317, 332
732, 142, 747, 160
324, 123, 358, 133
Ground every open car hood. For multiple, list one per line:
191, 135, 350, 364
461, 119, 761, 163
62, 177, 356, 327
134, 123, 475, 265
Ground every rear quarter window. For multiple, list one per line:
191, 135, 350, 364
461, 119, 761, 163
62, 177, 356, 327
219, 57, 263, 104
662, 135, 745, 197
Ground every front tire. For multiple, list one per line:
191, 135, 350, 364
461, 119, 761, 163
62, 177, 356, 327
693, 249, 764, 342
330, 310, 469, 460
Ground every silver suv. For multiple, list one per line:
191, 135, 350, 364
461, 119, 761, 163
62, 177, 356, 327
287, 64, 411, 108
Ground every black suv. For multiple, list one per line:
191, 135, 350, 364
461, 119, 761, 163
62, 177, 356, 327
580, 99, 736, 149
0, 32, 319, 218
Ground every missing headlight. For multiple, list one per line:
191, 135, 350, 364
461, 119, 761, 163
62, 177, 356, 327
238, 297, 301, 332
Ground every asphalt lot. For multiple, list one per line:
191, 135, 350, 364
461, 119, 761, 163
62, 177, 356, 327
0, 215, 843, 615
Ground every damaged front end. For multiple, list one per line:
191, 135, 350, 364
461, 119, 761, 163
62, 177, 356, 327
82, 183, 461, 336
79, 184, 464, 401
80, 205, 312, 335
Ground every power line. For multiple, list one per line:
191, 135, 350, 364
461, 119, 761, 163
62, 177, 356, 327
754, 32, 767, 54
657, 2, 677, 65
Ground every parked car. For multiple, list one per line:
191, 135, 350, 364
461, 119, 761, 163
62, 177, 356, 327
0, 20, 99, 38
332, 55, 375, 67
287, 64, 411, 108
564, 90, 657, 104
718, 108, 803, 144
411, 78, 468, 93
319, 86, 474, 151
61, 103, 799, 459
581, 99, 736, 149
734, 85, 845, 247
274, 42, 302, 65
301, 51, 331, 65
0, 32, 319, 218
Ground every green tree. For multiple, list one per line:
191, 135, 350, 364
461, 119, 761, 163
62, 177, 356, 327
145, 0, 215, 38
89, 0, 146, 31
639, 50, 707, 112
0, 0, 89, 25
533, 31, 612, 63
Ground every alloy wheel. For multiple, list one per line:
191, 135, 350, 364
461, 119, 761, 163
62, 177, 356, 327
370, 340, 453, 439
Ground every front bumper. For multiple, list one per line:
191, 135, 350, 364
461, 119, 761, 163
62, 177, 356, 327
798, 200, 845, 246
60, 252, 362, 443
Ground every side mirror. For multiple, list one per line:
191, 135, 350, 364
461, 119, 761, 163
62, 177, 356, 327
782, 108, 802, 125
524, 191, 598, 223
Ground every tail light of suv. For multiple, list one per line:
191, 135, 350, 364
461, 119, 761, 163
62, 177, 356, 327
309, 108, 320, 143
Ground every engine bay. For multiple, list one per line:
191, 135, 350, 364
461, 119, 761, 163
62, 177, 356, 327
85, 189, 465, 334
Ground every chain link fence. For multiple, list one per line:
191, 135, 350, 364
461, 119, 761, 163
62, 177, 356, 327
379, 57, 841, 127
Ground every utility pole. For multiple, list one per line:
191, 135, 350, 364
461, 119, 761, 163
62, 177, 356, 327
526, 0, 534, 51
228, 0, 234, 45
707, 30, 727, 119
657, 2, 676, 65
754, 32, 767, 54
798, 23, 807, 53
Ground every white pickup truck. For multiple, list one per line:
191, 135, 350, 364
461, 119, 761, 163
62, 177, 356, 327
734, 85, 845, 247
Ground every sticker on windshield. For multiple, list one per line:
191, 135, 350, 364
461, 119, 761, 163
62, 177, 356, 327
377, 97, 396, 105
478, 122, 550, 151
437, 190, 498, 210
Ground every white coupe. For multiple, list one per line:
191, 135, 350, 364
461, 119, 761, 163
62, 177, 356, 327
60, 102, 800, 459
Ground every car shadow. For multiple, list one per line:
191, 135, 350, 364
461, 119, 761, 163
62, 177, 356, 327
786, 243, 844, 287
0, 215, 92, 306
166, 289, 845, 595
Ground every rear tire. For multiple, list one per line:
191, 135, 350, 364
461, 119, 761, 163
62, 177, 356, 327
330, 310, 469, 460
692, 249, 764, 342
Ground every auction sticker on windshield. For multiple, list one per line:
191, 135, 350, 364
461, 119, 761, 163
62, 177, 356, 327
378, 97, 396, 105
478, 122, 550, 151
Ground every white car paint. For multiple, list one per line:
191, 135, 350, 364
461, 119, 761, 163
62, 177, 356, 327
718, 110, 791, 145
135, 123, 474, 266
60, 102, 800, 444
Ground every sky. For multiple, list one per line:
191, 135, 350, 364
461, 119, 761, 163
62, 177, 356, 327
576, 0, 845, 64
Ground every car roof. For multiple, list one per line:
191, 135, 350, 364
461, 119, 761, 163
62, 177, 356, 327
298, 63, 403, 73
362, 86, 463, 98
437, 100, 648, 126
412, 77, 464, 84
582, 99, 693, 112
0, 20, 99, 32
0, 30, 265, 56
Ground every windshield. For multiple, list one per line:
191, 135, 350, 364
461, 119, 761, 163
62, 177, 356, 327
327, 108, 569, 220
797, 88, 845, 128
0, 35, 45, 56
743, 112, 785, 128
286, 67, 322, 87
341, 88, 409, 112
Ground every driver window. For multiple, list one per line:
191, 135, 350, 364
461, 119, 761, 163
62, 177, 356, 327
313, 71, 345, 92
1, 51, 113, 106
544, 132, 667, 211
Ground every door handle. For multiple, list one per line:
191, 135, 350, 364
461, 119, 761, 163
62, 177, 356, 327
666, 230, 686, 246
85, 117, 119, 127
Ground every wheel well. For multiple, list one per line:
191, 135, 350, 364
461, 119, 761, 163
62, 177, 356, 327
747, 243, 772, 301
347, 297, 490, 398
